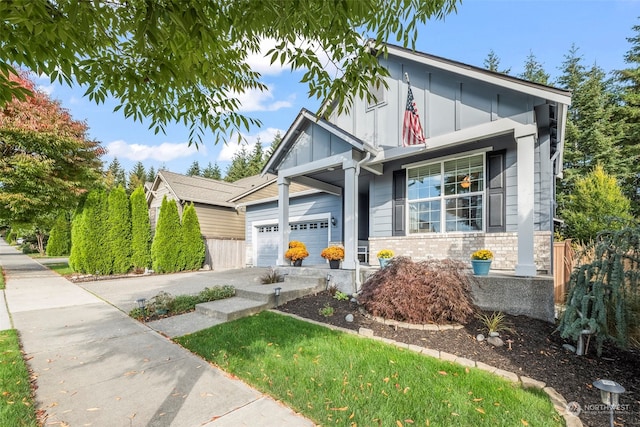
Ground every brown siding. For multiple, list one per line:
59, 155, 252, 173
235, 182, 311, 203
194, 203, 245, 239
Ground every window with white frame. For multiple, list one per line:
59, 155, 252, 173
407, 154, 484, 233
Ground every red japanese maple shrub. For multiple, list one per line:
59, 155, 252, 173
358, 257, 475, 324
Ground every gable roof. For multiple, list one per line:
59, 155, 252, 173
262, 108, 378, 175
148, 170, 279, 208
382, 42, 571, 104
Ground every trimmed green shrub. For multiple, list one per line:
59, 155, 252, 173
562, 165, 634, 243
151, 196, 182, 273
180, 203, 205, 271
69, 198, 89, 273
107, 186, 132, 274
130, 186, 152, 270
83, 189, 110, 274
46, 212, 71, 256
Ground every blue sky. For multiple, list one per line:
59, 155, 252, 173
35, 0, 640, 177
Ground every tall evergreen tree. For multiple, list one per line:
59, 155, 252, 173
127, 162, 146, 194
46, 212, 71, 256
68, 203, 87, 272
130, 186, 152, 270
562, 165, 633, 243
107, 186, 132, 274
186, 161, 202, 176
73, 189, 110, 274
146, 166, 157, 183
519, 51, 549, 84
483, 49, 511, 74
615, 20, 640, 214
224, 146, 250, 182
105, 157, 127, 190
266, 132, 283, 159
202, 162, 222, 180
151, 196, 182, 273
180, 203, 205, 271
248, 139, 265, 175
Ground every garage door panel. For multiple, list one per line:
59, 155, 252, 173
255, 220, 329, 267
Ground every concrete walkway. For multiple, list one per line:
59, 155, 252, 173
0, 240, 315, 426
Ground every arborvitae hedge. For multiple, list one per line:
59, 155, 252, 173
180, 203, 205, 271
107, 186, 132, 274
46, 212, 71, 256
69, 201, 88, 272
130, 186, 152, 270
151, 196, 182, 273
83, 189, 111, 275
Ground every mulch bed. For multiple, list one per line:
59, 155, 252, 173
276, 291, 640, 427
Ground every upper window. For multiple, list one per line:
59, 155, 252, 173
366, 81, 386, 109
407, 154, 485, 233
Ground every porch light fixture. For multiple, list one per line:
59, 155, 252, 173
593, 379, 624, 427
331, 217, 337, 226
274, 287, 282, 307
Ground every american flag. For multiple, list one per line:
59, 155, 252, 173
402, 85, 426, 147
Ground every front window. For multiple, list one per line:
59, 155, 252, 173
408, 154, 484, 233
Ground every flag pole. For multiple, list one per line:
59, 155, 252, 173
404, 72, 410, 85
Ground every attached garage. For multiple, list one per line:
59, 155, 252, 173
255, 219, 330, 267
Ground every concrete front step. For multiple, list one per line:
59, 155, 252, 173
196, 297, 268, 322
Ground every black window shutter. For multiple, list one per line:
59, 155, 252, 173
392, 169, 406, 236
486, 150, 506, 233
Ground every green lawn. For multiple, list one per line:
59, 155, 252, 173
0, 330, 38, 426
46, 262, 73, 276
0, 267, 4, 290
176, 311, 564, 426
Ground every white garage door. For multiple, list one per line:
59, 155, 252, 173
255, 220, 329, 267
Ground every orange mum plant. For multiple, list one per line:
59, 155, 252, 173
285, 241, 309, 261
321, 246, 344, 261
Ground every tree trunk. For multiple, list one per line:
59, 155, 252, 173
36, 231, 45, 255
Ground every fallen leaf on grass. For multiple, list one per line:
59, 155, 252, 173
330, 406, 348, 411
438, 371, 447, 376
473, 398, 484, 402
475, 407, 485, 414
521, 420, 529, 426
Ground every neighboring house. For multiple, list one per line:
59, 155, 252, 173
146, 170, 314, 269
146, 170, 268, 269
255, 42, 571, 281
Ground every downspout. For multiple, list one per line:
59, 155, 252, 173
353, 152, 371, 294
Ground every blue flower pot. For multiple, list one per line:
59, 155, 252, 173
471, 259, 492, 275
379, 257, 392, 268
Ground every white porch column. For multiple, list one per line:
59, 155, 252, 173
342, 160, 357, 270
276, 175, 290, 266
515, 132, 537, 276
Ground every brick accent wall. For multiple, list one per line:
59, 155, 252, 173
369, 231, 552, 274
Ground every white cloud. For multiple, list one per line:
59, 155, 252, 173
218, 127, 284, 162
106, 140, 205, 162
246, 38, 288, 76
37, 84, 55, 96
236, 85, 295, 113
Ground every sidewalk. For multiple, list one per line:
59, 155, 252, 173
0, 240, 314, 426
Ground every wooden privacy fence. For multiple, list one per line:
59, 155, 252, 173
204, 238, 246, 270
553, 240, 574, 304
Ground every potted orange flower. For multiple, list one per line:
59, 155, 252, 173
285, 241, 309, 266
321, 246, 344, 269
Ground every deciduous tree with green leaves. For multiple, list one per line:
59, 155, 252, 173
130, 186, 152, 270
180, 203, 205, 271
0, 0, 459, 145
0, 73, 104, 242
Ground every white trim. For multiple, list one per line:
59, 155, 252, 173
405, 153, 487, 235
401, 147, 493, 169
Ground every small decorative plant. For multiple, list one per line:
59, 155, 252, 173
333, 291, 349, 301
471, 249, 493, 260
319, 303, 334, 317
377, 249, 394, 259
321, 246, 345, 261
285, 241, 309, 261
476, 311, 514, 335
